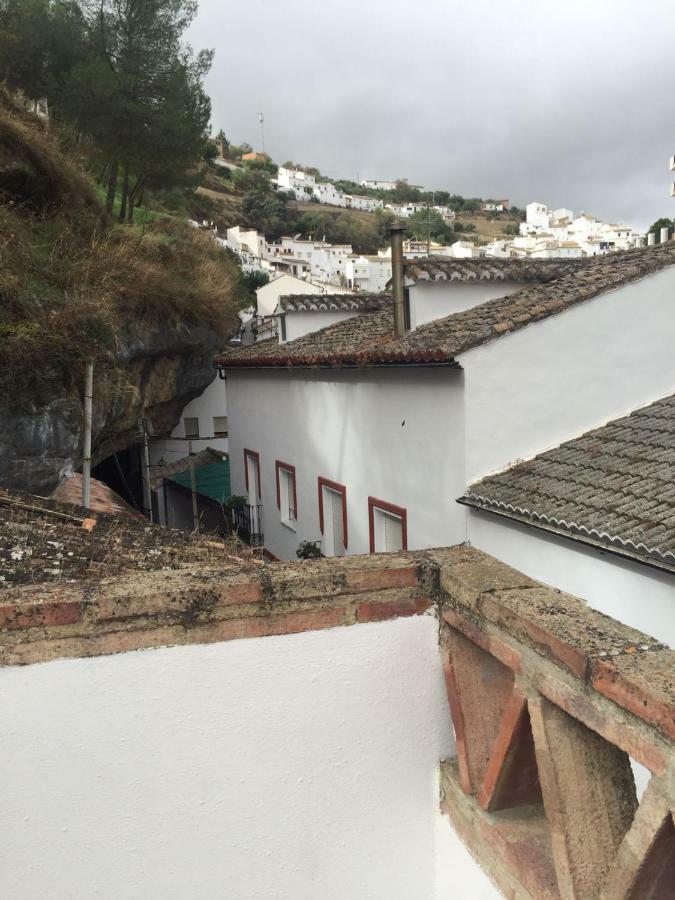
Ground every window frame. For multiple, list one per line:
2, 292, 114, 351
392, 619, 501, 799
275, 460, 297, 526
212, 415, 228, 438
183, 416, 200, 439
368, 497, 408, 553
317, 476, 348, 550
243, 448, 261, 499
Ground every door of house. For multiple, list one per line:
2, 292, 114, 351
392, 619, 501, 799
246, 454, 261, 539
322, 487, 345, 557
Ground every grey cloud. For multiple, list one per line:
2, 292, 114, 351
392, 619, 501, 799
189, 0, 675, 227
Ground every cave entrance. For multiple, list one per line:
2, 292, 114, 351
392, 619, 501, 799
92, 446, 146, 515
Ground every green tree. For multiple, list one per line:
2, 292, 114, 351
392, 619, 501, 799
649, 217, 674, 243
58, 0, 213, 217
406, 209, 453, 244
0, 0, 52, 102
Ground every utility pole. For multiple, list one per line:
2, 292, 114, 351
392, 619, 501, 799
139, 417, 153, 523
258, 112, 265, 154
188, 439, 199, 532
81, 360, 94, 511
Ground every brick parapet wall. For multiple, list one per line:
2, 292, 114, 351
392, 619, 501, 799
433, 545, 675, 899
1, 544, 673, 897
0, 553, 431, 667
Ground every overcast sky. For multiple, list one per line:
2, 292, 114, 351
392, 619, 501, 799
188, 0, 675, 227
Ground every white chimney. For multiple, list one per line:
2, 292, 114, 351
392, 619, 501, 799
661, 227, 670, 243
648, 232, 656, 246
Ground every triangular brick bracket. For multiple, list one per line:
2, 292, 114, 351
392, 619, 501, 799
441, 627, 515, 796
600, 780, 675, 899
529, 694, 638, 899
477, 692, 542, 812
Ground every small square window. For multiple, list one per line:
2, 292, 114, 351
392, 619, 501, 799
184, 417, 200, 439
213, 416, 228, 437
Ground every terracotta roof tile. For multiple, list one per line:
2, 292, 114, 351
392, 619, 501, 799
216, 244, 675, 369
460, 394, 675, 572
279, 293, 388, 312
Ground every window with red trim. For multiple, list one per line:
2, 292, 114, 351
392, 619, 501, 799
243, 449, 261, 500
368, 497, 407, 553
318, 477, 347, 556
275, 460, 297, 526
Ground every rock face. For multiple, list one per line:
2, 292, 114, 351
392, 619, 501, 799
0, 320, 221, 495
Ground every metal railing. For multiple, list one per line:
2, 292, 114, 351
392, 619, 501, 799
228, 504, 264, 547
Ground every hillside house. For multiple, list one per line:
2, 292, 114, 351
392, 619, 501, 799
217, 245, 675, 648
255, 272, 325, 316
275, 293, 385, 343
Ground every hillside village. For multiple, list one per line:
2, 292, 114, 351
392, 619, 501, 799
1, 0, 674, 898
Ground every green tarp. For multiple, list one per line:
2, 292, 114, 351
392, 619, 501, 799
170, 458, 231, 502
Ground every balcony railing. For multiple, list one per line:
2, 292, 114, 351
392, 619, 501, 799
228, 504, 264, 548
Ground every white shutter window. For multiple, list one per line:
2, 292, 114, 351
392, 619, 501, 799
383, 511, 403, 552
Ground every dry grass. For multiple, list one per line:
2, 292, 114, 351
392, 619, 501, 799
0, 95, 239, 404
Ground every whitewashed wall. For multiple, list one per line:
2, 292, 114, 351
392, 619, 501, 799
149, 376, 229, 465
226, 368, 466, 561
256, 274, 323, 317
408, 281, 524, 330
459, 267, 675, 482
0, 616, 498, 900
282, 309, 358, 342
467, 509, 675, 648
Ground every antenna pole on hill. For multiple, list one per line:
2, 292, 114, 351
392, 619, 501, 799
258, 112, 265, 154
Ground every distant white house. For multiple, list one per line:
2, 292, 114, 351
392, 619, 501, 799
256, 273, 324, 317
360, 178, 399, 191
520, 201, 643, 254
344, 255, 391, 292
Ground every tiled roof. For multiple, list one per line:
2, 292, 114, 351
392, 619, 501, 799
50, 473, 143, 519
279, 293, 390, 312
403, 257, 588, 284
460, 394, 675, 572
216, 244, 675, 369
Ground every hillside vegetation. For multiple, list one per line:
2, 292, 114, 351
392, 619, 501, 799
0, 93, 239, 406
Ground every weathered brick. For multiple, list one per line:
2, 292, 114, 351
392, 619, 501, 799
591, 650, 675, 742
441, 760, 559, 900
429, 546, 536, 609
442, 607, 522, 672
189, 606, 347, 644
96, 572, 264, 621
477, 693, 541, 812
441, 644, 472, 794
444, 625, 515, 795
0, 600, 81, 629
531, 662, 669, 776
346, 565, 419, 592
601, 780, 674, 899
356, 595, 429, 623
529, 694, 637, 899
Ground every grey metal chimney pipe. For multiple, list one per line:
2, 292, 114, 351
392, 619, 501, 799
390, 220, 407, 337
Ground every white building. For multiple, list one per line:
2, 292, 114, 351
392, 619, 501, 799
256, 273, 324, 317
312, 181, 348, 207
345, 194, 384, 213
360, 178, 399, 191
345, 255, 391, 292
275, 166, 317, 202
520, 202, 643, 255
218, 245, 675, 647
149, 376, 229, 469
276, 293, 384, 343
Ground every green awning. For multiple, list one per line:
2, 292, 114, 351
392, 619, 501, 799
170, 458, 231, 502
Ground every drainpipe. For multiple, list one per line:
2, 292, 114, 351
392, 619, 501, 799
81, 360, 94, 511
390, 220, 407, 337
